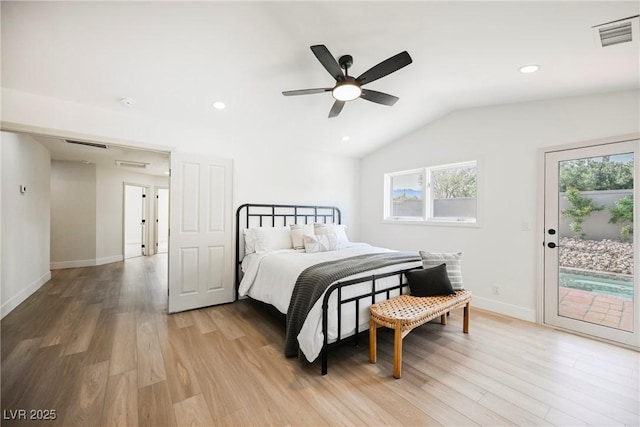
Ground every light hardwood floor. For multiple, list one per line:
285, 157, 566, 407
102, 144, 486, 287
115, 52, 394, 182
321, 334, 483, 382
2, 255, 639, 426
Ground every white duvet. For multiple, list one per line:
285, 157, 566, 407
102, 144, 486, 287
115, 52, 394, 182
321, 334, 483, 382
238, 242, 422, 361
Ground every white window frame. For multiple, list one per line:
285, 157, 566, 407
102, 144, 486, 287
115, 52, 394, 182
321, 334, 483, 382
384, 160, 480, 226
384, 168, 425, 221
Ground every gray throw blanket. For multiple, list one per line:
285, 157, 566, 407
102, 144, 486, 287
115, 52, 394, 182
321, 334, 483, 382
284, 251, 421, 359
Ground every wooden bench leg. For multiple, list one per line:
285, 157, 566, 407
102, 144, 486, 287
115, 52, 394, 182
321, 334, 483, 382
440, 313, 447, 325
393, 319, 402, 379
463, 302, 470, 333
369, 318, 377, 363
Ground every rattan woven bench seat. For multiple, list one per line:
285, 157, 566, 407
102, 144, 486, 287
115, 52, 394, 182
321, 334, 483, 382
369, 289, 472, 378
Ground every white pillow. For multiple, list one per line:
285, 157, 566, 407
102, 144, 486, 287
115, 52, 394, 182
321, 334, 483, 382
303, 233, 338, 253
314, 222, 330, 235
290, 223, 314, 250
253, 227, 293, 253
243, 229, 256, 255
333, 224, 349, 245
314, 223, 349, 246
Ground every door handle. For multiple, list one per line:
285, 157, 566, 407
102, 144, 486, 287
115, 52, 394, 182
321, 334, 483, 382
547, 242, 557, 249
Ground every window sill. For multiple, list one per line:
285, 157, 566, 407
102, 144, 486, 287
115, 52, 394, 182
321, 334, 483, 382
382, 219, 481, 228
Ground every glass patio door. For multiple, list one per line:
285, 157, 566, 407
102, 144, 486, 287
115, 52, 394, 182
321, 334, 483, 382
544, 139, 639, 348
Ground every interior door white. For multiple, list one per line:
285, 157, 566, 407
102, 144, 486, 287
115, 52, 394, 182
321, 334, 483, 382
155, 187, 169, 254
124, 184, 146, 259
168, 153, 233, 313
544, 139, 638, 348
140, 187, 147, 256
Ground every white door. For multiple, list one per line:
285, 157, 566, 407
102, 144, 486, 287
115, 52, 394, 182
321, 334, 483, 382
544, 139, 639, 348
124, 184, 147, 259
168, 153, 233, 313
155, 187, 169, 254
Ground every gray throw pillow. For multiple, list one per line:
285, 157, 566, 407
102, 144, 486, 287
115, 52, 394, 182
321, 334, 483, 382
419, 251, 463, 290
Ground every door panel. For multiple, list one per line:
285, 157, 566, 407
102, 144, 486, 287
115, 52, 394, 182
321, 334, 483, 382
207, 246, 224, 290
168, 153, 233, 313
544, 139, 638, 348
208, 165, 225, 231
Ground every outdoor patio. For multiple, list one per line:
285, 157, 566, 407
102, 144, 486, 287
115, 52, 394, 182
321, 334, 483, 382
559, 286, 634, 332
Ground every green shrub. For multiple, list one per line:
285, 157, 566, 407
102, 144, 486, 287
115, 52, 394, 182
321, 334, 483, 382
609, 194, 633, 242
561, 187, 603, 239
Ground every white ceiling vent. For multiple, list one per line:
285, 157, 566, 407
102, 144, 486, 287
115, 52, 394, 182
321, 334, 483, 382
593, 15, 639, 48
66, 139, 108, 149
115, 160, 149, 169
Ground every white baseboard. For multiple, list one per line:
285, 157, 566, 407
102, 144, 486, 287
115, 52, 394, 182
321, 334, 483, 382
50, 255, 124, 270
1, 270, 51, 319
471, 295, 537, 322
96, 255, 124, 266
50, 258, 96, 269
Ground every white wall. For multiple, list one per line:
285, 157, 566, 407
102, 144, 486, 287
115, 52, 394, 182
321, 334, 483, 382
1, 132, 51, 318
50, 160, 97, 267
360, 90, 640, 321
232, 143, 360, 236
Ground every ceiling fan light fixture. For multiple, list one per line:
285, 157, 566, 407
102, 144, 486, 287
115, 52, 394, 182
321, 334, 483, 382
332, 81, 361, 101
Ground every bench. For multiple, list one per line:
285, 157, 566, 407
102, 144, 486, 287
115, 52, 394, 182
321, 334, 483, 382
369, 289, 472, 378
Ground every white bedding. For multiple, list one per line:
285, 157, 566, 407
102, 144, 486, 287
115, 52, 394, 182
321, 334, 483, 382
238, 242, 422, 361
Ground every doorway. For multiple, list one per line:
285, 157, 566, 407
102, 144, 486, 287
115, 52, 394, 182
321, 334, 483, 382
543, 139, 638, 347
123, 184, 148, 259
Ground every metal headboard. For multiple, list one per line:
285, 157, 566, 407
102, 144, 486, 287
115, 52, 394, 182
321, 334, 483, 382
235, 203, 342, 298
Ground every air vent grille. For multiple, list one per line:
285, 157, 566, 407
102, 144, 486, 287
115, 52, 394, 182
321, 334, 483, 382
600, 22, 632, 46
115, 160, 149, 169
66, 140, 108, 149
593, 16, 639, 48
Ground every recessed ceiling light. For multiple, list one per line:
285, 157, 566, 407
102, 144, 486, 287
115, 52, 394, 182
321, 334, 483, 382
212, 101, 226, 110
519, 64, 540, 74
341, 136, 350, 142
120, 97, 136, 107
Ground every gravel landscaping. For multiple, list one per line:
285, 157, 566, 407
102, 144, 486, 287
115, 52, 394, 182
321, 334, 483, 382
559, 237, 634, 276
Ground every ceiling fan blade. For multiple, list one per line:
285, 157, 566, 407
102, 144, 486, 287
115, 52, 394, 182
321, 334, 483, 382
360, 89, 399, 106
328, 100, 345, 118
356, 51, 412, 85
282, 88, 332, 96
311, 45, 344, 81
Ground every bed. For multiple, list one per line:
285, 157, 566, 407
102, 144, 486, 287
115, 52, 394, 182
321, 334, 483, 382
235, 203, 422, 374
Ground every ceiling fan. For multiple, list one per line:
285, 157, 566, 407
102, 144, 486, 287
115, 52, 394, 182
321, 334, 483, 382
282, 45, 412, 118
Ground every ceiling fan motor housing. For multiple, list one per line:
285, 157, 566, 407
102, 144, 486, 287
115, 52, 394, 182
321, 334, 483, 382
338, 55, 354, 72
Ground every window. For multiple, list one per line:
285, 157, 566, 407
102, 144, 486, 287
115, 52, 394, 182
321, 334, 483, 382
384, 161, 478, 224
387, 169, 424, 219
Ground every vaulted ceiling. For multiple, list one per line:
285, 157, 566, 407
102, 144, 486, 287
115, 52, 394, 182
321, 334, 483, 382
2, 1, 639, 160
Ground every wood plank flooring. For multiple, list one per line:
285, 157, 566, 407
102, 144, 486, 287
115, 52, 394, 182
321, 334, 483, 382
2, 255, 639, 426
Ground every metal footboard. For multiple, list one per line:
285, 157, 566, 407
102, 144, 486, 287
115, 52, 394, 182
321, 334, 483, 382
320, 267, 415, 375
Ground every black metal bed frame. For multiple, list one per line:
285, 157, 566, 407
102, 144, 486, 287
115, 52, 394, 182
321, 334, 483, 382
235, 203, 412, 375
